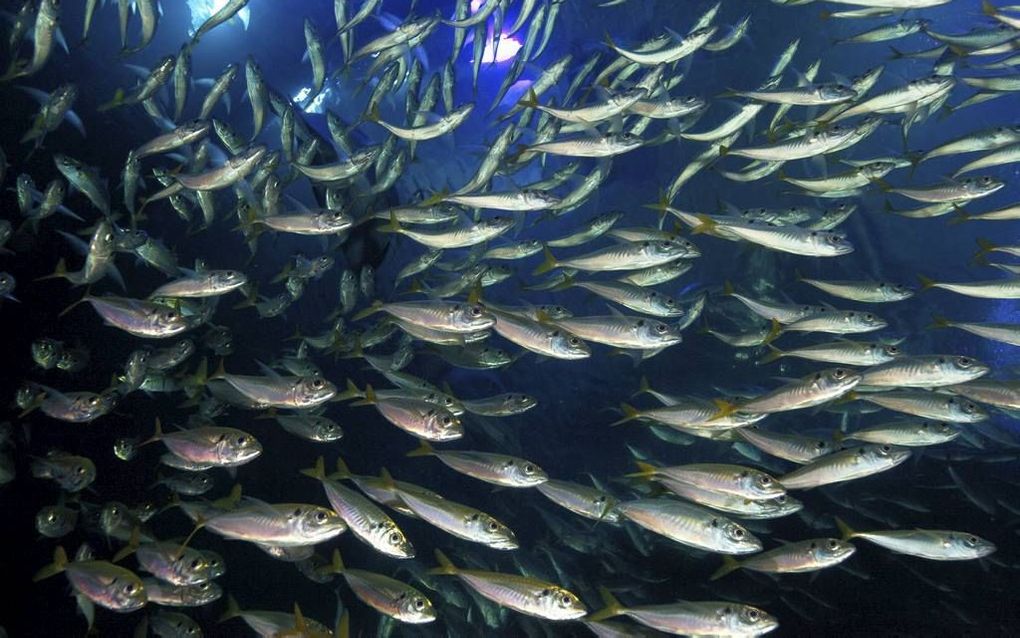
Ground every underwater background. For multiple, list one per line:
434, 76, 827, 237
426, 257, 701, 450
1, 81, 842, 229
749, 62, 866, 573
0, 0, 1018, 636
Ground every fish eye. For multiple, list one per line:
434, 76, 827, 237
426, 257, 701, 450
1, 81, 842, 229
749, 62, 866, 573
746, 609, 761, 622
442, 416, 452, 425
881, 445, 891, 453
190, 559, 202, 568
561, 594, 573, 605
957, 357, 972, 367
816, 441, 828, 449
235, 436, 246, 445
414, 598, 426, 610
759, 476, 772, 486
77, 466, 87, 475
312, 378, 325, 388
124, 583, 138, 594
834, 369, 847, 378
655, 324, 667, 333
315, 511, 327, 521
487, 521, 499, 531
523, 464, 535, 474
966, 535, 978, 545
568, 337, 580, 346
732, 527, 745, 538
828, 539, 839, 549
389, 532, 401, 544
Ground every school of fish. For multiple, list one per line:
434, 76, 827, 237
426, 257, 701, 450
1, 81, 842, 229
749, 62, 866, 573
1, 0, 1019, 636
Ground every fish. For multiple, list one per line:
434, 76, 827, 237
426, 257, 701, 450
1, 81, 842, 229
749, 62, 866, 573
327, 550, 435, 623
429, 550, 587, 621
779, 444, 911, 489
589, 588, 778, 636
837, 519, 996, 561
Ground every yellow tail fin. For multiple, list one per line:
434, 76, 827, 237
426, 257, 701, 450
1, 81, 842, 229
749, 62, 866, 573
587, 586, 626, 623
428, 548, 459, 576
610, 403, 643, 427
709, 555, 742, 581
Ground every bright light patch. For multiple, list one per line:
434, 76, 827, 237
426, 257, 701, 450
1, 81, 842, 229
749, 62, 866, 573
470, 0, 485, 12
188, 0, 251, 33
483, 34, 522, 64
292, 86, 331, 114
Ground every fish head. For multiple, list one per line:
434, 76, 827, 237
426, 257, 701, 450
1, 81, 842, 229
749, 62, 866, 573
768, 494, 803, 516
114, 227, 149, 251
215, 430, 262, 464
723, 605, 779, 636
36, 505, 73, 537
663, 237, 700, 258
114, 437, 138, 461
210, 270, 247, 290
0, 271, 15, 295
424, 408, 463, 441
148, 305, 190, 336
865, 444, 911, 467
616, 132, 644, 149
31, 338, 62, 367
537, 304, 572, 320
945, 532, 996, 559
397, 591, 436, 623
645, 290, 683, 316
317, 209, 353, 232
311, 419, 343, 442
739, 469, 785, 499
714, 517, 761, 552
449, 303, 495, 331
507, 458, 547, 485
99, 501, 130, 535
290, 506, 347, 542
201, 551, 226, 578
183, 580, 222, 606
465, 512, 518, 549
103, 574, 148, 611
475, 345, 512, 367
810, 230, 854, 255
536, 586, 588, 620
816, 367, 862, 394
920, 420, 959, 441
962, 175, 1003, 196
941, 355, 989, 378
946, 396, 987, 421
296, 376, 337, 406
485, 215, 515, 233
546, 328, 591, 360
812, 538, 856, 562
378, 521, 415, 559
634, 318, 682, 345
504, 393, 537, 413
818, 83, 857, 101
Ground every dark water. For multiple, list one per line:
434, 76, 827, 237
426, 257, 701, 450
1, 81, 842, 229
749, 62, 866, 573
1, 0, 1019, 636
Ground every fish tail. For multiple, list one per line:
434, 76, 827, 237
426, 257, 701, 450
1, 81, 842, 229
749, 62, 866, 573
329, 548, 346, 574
337, 610, 350, 638
691, 214, 717, 235
818, 9, 831, 20
406, 440, 435, 458
111, 527, 141, 562
632, 375, 651, 398
973, 238, 996, 264
352, 300, 383, 321
710, 398, 738, 421
709, 555, 742, 581
610, 403, 642, 427
97, 88, 126, 113
517, 88, 539, 111
759, 343, 786, 365
722, 280, 735, 296
929, 315, 951, 330
365, 102, 382, 123
834, 516, 857, 541
336, 378, 363, 402
587, 586, 626, 623
139, 417, 165, 447
32, 546, 70, 582
428, 549, 459, 576
330, 456, 353, 480
917, 274, 937, 291
982, 0, 999, 16
624, 461, 659, 479
219, 595, 244, 622
299, 456, 327, 480
270, 262, 293, 284
947, 207, 970, 225
213, 484, 243, 510
350, 383, 376, 407
763, 318, 783, 346
532, 246, 559, 275
36, 258, 69, 282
